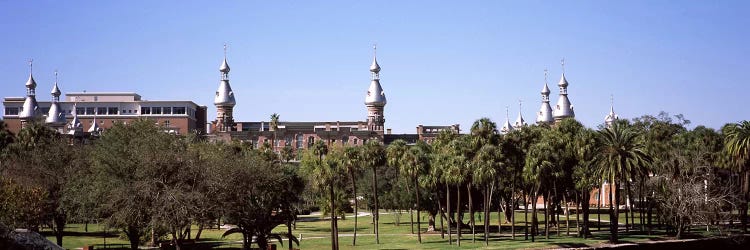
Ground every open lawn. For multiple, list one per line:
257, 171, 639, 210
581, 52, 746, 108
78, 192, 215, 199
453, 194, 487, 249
42, 209, 681, 249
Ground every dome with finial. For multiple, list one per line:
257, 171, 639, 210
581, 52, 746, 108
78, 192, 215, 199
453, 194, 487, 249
605, 107, 618, 125
51, 82, 61, 97
88, 118, 101, 133
219, 58, 230, 73
365, 79, 387, 106
25, 74, 37, 89
19, 96, 38, 119
541, 81, 550, 95
558, 73, 568, 87
370, 56, 381, 73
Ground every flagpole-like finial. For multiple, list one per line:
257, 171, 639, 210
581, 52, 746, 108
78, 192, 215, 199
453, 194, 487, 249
223, 43, 227, 58
28, 58, 33, 73
544, 68, 548, 84
561, 58, 565, 73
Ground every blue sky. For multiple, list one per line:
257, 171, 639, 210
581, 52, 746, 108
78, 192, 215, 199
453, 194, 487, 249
1, 1, 748, 133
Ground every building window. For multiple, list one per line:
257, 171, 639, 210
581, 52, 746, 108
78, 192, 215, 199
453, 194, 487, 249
164, 120, 170, 127
163, 107, 172, 114
275, 138, 281, 147
4, 107, 19, 116
296, 134, 303, 149
86, 107, 95, 115
97, 107, 107, 115
141, 107, 151, 115
108, 107, 118, 115
342, 136, 349, 145
173, 107, 186, 114
151, 107, 161, 114
285, 137, 292, 146
307, 136, 314, 148
76, 107, 85, 115
353, 138, 358, 145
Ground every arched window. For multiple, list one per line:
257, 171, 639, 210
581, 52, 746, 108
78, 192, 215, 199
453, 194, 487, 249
342, 136, 349, 145
307, 136, 315, 148
296, 134, 303, 149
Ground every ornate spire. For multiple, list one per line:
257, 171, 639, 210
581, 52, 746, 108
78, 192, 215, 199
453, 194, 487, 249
51, 70, 61, 101
67, 103, 83, 136
365, 44, 386, 106
219, 43, 230, 76
46, 70, 66, 125
214, 44, 236, 107
553, 58, 574, 120
514, 99, 526, 129
19, 59, 39, 120
604, 94, 619, 127
501, 106, 514, 134
25, 59, 37, 94
370, 44, 381, 77
537, 69, 554, 124
88, 112, 101, 135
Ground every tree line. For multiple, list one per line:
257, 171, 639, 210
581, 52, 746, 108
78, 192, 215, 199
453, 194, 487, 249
1, 111, 750, 250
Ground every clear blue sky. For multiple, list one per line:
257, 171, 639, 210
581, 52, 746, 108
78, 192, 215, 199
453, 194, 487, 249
2, 0, 748, 133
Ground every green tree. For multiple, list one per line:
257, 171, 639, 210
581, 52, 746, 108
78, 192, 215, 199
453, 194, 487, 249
722, 120, 750, 233
89, 119, 175, 250
270, 113, 280, 153
301, 141, 340, 250
342, 146, 363, 245
593, 122, 652, 243
360, 140, 386, 244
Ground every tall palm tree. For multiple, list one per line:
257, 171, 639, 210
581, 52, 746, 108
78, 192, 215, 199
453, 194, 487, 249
361, 140, 386, 243
432, 130, 458, 245
270, 113, 280, 152
470, 118, 499, 244
343, 146, 363, 245
447, 136, 472, 246
387, 140, 414, 234
310, 141, 339, 250
593, 122, 651, 243
402, 141, 431, 243
473, 144, 501, 245
723, 120, 750, 233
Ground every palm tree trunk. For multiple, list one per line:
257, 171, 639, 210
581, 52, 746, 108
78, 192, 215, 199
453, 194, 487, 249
565, 193, 570, 236
468, 183, 475, 243
741, 170, 749, 233
438, 189, 445, 239
447, 184, 452, 245
524, 189, 529, 240
351, 172, 358, 246
330, 181, 338, 250
406, 181, 414, 234
598, 182, 603, 232
610, 177, 619, 244
415, 178, 422, 243
544, 192, 549, 240
373, 166, 380, 244
484, 184, 490, 246
511, 181, 516, 240
457, 183, 462, 246
531, 190, 537, 242
575, 191, 580, 237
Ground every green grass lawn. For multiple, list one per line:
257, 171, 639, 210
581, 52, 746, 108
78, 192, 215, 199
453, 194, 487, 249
43, 209, 673, 249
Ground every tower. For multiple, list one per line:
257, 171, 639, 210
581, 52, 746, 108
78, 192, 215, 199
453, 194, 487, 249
214, 44, 237, 132
67, 103, 83, 137
536, 69, 554, 124
46, 70, 67, 132
19, 59, 39, 127
552, 59, 574, 122
604, 95, 619, 127
364, 45, 386, 133
501, 106, 514, 134
513, 99, 526, 129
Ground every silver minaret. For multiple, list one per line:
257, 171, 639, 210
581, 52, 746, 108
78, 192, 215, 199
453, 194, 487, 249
513, 99, 526, 130
501, 106, 514, 134
19, 59, 40, 126
365, 45, 387, 133
46, 70, 67, 131
604, 95, 619, 127
214, 44, 237, 132
536, 69, 554, 124
552, 59, 575, 122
